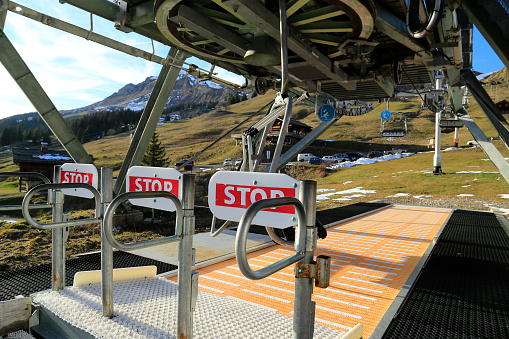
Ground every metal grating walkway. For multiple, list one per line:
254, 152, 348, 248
381, 209, 509, 338
168, 205, 451, 337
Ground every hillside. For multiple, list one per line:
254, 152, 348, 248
0, 71, 244, 129
61, 72, 243, 119
484, 67, 509, 83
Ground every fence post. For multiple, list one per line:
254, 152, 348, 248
101, 167, 114, 318
177, 173, 196, 338
293, 180, 317, 338
52, 165, 65, 291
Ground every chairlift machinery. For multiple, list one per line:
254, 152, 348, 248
3, 0, 509, 180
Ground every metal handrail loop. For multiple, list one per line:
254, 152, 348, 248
235, 197, 306, 280
22, 183, 101, 229
0, 172, 52, 211
0, 171, 51, 184
103, 191, 183, 251
210, 215, 232, 237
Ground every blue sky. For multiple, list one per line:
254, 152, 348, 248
0, 1, 505, 120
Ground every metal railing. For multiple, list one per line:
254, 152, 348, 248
103, 191, 183, 251
236, 197, 306, 280
21, 181, 102, 291
0, 172, 51, 211
235, 180, 320, 338
22, 183, 101, 229
210, 216, 232, 237
102, 173, 197, 339
102, 190, 183, 319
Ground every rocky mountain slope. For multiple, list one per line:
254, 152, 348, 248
61, 71, 242, 117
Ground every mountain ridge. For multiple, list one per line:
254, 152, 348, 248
61, 71, 242, 118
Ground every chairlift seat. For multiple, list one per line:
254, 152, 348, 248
381, 130, 407, 137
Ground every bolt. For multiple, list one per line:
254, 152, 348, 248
291, 217, 296, 221
253, 180, 257, 185
293, 183, 297, 188
154, 174, 157, 177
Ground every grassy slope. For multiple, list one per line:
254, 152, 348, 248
1, 84, 508, 193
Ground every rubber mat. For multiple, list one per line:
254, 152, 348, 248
381, 209, 509, 338
316, 202, 390, 225
0, 251, 177, 301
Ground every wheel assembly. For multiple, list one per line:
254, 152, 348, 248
154, 0, 376, 66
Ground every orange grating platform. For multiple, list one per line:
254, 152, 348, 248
167, 205, 451, 337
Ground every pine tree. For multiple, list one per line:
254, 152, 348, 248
142, 132, 170, 167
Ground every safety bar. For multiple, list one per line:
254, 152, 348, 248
210, 216, 232, 237
103, 191, 183, 251
0, 172, 52, 211
236, 197, 306, 280
22, 183, 101, 229
265, 225, 294, 246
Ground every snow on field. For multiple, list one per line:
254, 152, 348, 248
316, 187, 377, 201
455, 171, 499, 174
385, 193, 410, 198
457, 194, 475, 197
328, 152, 414, 170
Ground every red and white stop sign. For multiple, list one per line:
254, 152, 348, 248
60, 163, 98, 198
208, 171, 300, 228
126, 166, 181, 211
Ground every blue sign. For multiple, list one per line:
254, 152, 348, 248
381, 110, 391, 121
317, 104, 335, 122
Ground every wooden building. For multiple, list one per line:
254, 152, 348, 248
496, 99, 509, 117
12, 149, 73, 190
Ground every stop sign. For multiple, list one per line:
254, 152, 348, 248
208, 171, 300, 228
60, 163, 98, 198
126, 166, 181, 211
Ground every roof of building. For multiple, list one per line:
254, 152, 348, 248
12, 149, 73, 165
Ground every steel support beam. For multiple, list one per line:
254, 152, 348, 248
445, 69, 463, 114
461, 70, 509, 150
264, 116, 340, 173
8, 2, 168, 66
461, 0, 509, 69
0, 30, 93, 164
0, 0, 7, 30
60, 0, 119, 22
374, 3, 427, 52
113, 48, 187, 195
62, 0, 169, 43
224, 0, 355, 91
459, 110, 509, 184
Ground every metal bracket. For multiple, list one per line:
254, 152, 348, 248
28, 307, 40, 329
273, 92, 285, 108
295, 262, 316, 279
294, 255, 331, 288
114, 0, 127, 29
190, 271, 199, 312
